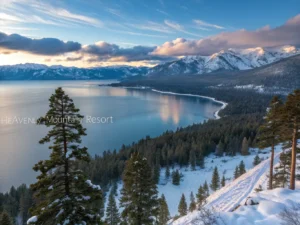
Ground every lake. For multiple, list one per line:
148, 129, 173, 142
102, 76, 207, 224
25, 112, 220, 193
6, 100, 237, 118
0, 80, 222, 192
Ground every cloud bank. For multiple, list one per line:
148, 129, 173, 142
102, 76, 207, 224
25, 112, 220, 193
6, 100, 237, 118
154, 14, 300, 56
0, 32, 81, 55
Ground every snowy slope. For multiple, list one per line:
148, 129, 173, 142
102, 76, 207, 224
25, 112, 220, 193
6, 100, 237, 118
148, 45, 300, 76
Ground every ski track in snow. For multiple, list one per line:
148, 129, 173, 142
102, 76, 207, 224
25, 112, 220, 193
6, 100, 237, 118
205, 151, 280, 212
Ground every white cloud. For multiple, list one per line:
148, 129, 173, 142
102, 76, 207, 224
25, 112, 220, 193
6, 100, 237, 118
164, 20, 202, 37
193, 19, 224, 29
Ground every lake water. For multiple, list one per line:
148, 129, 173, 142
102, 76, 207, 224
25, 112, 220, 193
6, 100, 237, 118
0, 80, 222, 192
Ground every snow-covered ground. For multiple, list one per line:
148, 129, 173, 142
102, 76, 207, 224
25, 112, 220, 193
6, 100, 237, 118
171, 186, 300, 225
158, 147, 278, 217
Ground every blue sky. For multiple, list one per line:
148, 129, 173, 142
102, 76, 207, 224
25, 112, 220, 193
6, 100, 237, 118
0, 0, 300, 67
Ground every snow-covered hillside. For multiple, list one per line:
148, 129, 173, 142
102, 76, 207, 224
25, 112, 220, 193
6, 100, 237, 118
171, 187, 300, 225
149, 45, 300, 76
110, 147, 280, 219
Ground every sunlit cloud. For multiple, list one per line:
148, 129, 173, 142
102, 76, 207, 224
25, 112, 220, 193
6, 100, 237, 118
154, 14, 300, 56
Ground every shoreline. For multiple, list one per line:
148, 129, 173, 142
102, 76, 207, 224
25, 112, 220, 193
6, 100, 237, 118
121, 86, 228, 119
151, 89, 228, 119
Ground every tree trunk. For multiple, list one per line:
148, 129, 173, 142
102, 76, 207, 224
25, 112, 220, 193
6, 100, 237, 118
61, 97, 70, 196
290, 127, 297, 190
269, 144, 275, 189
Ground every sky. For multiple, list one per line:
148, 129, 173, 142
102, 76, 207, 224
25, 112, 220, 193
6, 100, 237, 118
0, 0, 300, 67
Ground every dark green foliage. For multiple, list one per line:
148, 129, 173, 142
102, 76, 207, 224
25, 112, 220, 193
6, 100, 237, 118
120, 152, 158, 225
189, 150, 196, 170
257, 96, 284, 189
80, 113, 263, 189
210, 167, 220, 191
178, 194, 187, 216
253, 155, 261, 166
221, 175, 226, 187
172, 170, 181, 186
106, 191, 120, 225
203, 181, 209, 198
157, 194, 170, 225
0, 211, 13, 225
239, 161, 246, 175
273, 149, 291, 188
0, 184, 33, 225
196, 185, 206, 206
189, 192, 196, 212
215, 141, 225, 157
165, 165, 170, 179
29, 87, 102, 225
234, 166, 240, 179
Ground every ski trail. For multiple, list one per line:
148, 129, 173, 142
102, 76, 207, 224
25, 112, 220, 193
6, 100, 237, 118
205, 152, 280, 212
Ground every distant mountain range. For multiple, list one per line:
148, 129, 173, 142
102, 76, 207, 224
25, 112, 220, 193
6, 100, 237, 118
0, 45, 299, 80
148, 45, 300, 76
0, 64, 148, 80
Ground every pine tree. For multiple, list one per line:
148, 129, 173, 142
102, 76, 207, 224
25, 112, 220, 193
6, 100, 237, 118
234, 166, 240, 179
189, 150, 196, 171
106, 191, 120, 225
196, 185, 206, 206
0, 211, 13, 225
157, 194, 170, 225
221, 175, 226, 187
239, 161, 246, 175
165, 165, 170, 179
257, 96, 283, 189
28, 88, 102, 225
172, 170, 180, 185
111, 181, 118, 196
273, 149, 291, 188
189, 192, 196, 212
215, 141, 224, 157
178, 194, 187, 216
241, 137, 249, 155
203, 181, 209, 198
253, 155, 261, 166
120, 152, 158, 225
210, 166, 220, 191
197, 151, 205, 169
280, 90, 300, 190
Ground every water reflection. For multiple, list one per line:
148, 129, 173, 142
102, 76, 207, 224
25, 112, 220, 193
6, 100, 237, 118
0, 81, 222, 191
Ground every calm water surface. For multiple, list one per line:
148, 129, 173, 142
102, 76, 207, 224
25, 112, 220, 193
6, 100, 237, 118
0, 80, 222, 191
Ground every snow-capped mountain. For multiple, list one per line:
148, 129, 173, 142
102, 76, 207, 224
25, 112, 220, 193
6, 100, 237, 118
0, 63, 149, 80
148, 45, 300, 76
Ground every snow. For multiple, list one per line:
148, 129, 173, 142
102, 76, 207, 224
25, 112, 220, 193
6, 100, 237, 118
27, 216, 38, 224
86, 180, 101, 190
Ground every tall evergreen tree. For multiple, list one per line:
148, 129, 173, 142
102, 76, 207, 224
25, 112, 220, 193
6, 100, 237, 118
165, 165, 170, 180
189, 192, 196, 212
239, 161, 246, 175
215, 141, 224, 157
221, 175, 226, 187
178, 194, 187, 216
172, 170, 180, 186
0, 211, 13, 225
196, 185, 206, 206
157, 194, 170, 225
210, 167, 220, 191
106, 191, 120, 225
28, 88, 102, 225
280, 90, 300, 190
241, 137, 249, 155
258, 96, 283, 189
234, 166, 240, 179
189, 150, 196, 171
203, 181, 209, 198
253, 155, 261, 166
120, 152, 158, 225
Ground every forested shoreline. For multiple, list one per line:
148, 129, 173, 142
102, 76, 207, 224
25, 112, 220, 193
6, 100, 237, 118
0, 82, 277, 224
